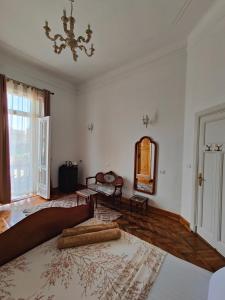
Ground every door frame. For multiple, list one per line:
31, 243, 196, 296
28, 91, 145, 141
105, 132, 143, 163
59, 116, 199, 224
192, 103, 225, 231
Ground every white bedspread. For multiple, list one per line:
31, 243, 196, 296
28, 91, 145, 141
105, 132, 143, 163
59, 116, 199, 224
0, 218, 165, 300
0, 217, 212, 300
148, 254, 211, 300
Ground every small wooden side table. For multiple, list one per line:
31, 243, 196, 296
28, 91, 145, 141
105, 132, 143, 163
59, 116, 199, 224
129, 195, 148, 214
76, 189, 98, 208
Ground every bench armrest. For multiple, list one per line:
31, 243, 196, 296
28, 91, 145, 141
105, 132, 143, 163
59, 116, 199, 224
113, 185, 123, 195
86, 176, 96, 186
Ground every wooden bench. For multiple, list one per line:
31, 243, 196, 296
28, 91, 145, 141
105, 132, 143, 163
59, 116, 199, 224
86, 171, 124, 204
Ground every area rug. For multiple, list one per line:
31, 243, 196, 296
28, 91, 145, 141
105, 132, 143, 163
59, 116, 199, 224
23, 196, 122, 223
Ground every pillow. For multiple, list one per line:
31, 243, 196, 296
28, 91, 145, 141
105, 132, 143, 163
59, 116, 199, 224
208, 267, 225, 300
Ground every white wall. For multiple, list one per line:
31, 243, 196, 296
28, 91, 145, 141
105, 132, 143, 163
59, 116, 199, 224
181, 0, 225, 223
77, 48, 186, 214
0, 51, 78, 187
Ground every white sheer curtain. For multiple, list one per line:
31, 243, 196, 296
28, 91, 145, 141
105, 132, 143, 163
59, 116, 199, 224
7, 80, 44, 200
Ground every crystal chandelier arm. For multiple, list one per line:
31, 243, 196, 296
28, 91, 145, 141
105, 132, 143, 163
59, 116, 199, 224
53, 34, 66, 42
54, 42, 67, 54
78, 44, 95, 57
77, 24, 92, 44
44, 25, 55, 41
44, 23, 66, 42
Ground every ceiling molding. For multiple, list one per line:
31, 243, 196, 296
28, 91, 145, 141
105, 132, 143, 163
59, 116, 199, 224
78, 40, 187, 95
188, 0, 224, 47
0, 0, 213, 83
0, 39, 79, 86
173, 0, 193, 25
0, 49, 78, 95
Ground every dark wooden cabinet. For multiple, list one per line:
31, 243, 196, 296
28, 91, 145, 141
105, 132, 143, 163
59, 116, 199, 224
58, 164, 78, 193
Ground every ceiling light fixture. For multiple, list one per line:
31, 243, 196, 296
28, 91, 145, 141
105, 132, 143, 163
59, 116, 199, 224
43, 0, 95, 62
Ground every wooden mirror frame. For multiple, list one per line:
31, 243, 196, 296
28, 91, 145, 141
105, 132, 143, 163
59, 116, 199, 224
133, 136, 158, 195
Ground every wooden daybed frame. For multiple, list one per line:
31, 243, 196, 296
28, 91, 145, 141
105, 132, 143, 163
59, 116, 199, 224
0, 200, 94, 266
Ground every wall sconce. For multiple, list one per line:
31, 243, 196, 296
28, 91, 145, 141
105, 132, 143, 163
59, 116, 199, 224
142, 114, 151, 128
88, 123, 94, 133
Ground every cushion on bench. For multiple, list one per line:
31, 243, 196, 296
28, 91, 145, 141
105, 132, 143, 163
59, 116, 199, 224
88, 183, 121, 196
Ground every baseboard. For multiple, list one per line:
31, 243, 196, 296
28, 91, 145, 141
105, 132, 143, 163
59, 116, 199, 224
179, 215, 191, 231
121, 197, 191, 231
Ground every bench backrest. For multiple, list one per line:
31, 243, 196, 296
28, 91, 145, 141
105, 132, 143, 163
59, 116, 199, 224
96, 171, 123, 187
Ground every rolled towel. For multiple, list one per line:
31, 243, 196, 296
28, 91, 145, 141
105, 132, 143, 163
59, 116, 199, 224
57, 228, 121, 249
62, 222, 119, 237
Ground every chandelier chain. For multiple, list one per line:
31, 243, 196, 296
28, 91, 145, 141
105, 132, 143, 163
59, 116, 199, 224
70, 0, 74, 17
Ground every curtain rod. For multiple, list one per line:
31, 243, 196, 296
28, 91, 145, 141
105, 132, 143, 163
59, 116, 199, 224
6, 77, 55, 95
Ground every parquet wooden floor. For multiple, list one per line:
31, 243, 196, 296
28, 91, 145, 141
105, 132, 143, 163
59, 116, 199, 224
99, 199, 225, 273
1, 194, 225, 272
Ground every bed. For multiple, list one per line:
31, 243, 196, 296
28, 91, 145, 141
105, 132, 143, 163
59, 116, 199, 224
0, 203, 218, 300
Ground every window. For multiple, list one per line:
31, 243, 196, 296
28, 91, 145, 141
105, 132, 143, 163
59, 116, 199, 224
7, 80, 44, 200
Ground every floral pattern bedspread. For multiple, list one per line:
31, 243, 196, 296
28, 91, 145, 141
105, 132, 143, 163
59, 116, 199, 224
0, 218, 166, 300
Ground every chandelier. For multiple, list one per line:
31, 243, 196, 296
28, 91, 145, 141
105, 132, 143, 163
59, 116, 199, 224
43, 0, 95, 62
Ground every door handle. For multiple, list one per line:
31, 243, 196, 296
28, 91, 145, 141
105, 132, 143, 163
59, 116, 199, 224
198, 173, 204, 187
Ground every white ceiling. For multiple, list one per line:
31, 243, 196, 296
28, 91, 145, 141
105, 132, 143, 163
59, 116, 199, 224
0, 0, 214, 85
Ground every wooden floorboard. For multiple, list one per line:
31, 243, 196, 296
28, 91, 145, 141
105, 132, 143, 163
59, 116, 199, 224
1, 194, 225, 272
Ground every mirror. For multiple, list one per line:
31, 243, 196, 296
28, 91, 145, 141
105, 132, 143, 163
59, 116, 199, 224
134, 136, 157, 195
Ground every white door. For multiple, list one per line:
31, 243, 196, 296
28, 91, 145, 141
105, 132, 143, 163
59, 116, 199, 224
37, 117, 51, 199
197, 110, 225, 256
